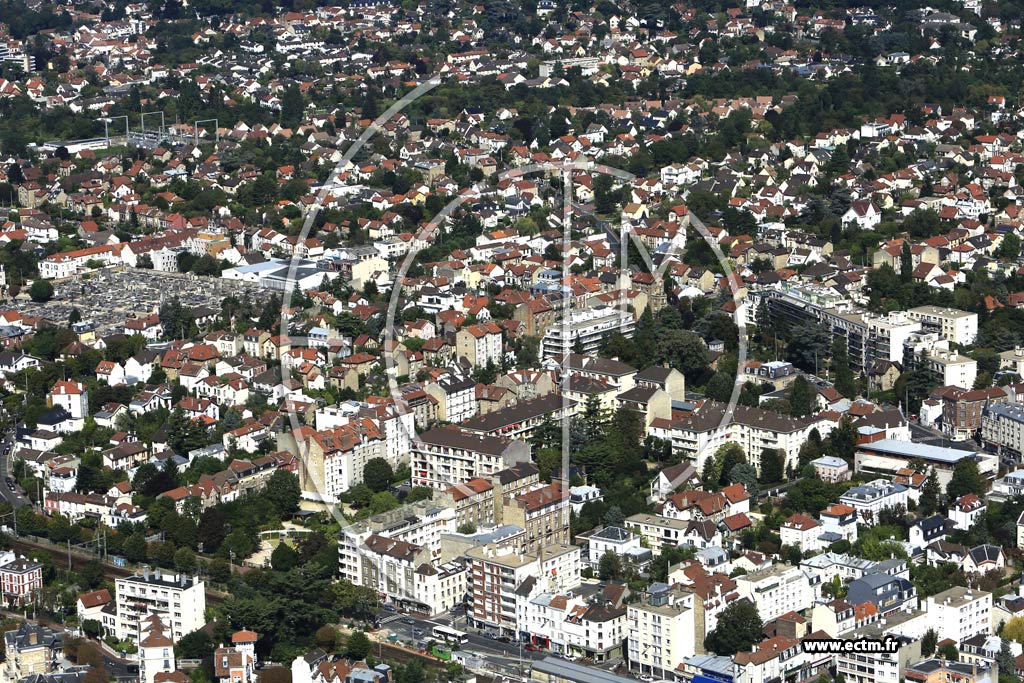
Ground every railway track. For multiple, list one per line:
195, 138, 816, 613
7, 536, 228, 604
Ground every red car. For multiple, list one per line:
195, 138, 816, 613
523, 644, 539, 652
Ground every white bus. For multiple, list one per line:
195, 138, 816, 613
432, 625, 469, 644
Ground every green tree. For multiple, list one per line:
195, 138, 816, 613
598, 551, 623, 581
996, 233, 1021, 261
173, 547, 196, 573
278, 84, 301, 127
315, 626, 338, 652
830, 338, 857, 399
28, 280, 54, 302
363, 458, 394, 493
270, 542, 298, 572
759, 448, 785, 484
345, 631, 371, 660
922, 628, 938, 656
899, 241, 912, 283
920, 469, 941, 516
716, 443, 746, 487
705, 600, 764, 656
123, 532, 148, 562
789, 375, 814, 418
729, 463, 759, 497
997, 638, 1015, 681
937, 642, 958, 661
946, 458, 985, 500
264, 470, 301, 516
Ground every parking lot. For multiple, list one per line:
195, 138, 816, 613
14, 267, 271, 335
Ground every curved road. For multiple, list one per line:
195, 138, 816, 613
1, 425, 31, 508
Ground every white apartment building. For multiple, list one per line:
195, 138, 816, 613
907, 306, 978, 345
819, 504, 859, 544
541, 306, 636, 359
734, 564, 814, 622
650, 402, 831, 475
584, 526, 648, 568
838, 479, 909, 526
424, 375, 477, 424
138, 615, 176, 683
627, 585, 703, 680
923, 586, 991, 645
315, 401, 414, 469
337, 502, 466, 616
411, 425, 531, 490
866, 312, 921, 364
518, 592, 627, 662
49, 380, 88, 420
800, 553, 886, 586
412, 560, 468, 616
338, 501, 458, 582
837, 628, 920, 683
925, 350, 977, 389
115, 569, 206, 643
779, 514, 825, 554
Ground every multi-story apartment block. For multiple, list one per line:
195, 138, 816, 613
411, 425, 531, 490
932, 386, 1009, 441
518, 592, 627, 662
907, 306, 978, 345
923, 586, 991, 645
467, 543, 580, 637
455, 322, 504, 369
981, 402, 1024, 460
836, 624, 920, 683
299, 419, 386, 502
424, 375, 477, 424
501, 482, 571, 553
461, 393, 578, 443
627, 585, 704, 680
734, 564, 814, 622
114, 569, 206, 643
651, 401, 830, 475
138, 615, 176, 683
923, 350, 977, 389
541, 306, 636, 359
438, 478, 495, 529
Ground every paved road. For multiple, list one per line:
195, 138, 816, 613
0, 426, 30, 508
908, 423, 978, 452
378, 612, 546, 668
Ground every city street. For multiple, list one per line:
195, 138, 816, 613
372, 606, 628, 679
0, 425, 30, 509
908, 423, 979, 452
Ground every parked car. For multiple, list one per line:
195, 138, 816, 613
523, 644, 539, 651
